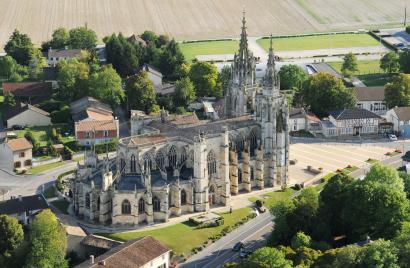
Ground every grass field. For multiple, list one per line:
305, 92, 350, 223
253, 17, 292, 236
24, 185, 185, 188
28, 161, 67, 174
43, 186, 57, 199
15, 124, 71, 147
248, 188, 296, 208
101, 207, 251, 255
180, 40, 239, 61
51, 200, 69, 214
258, 34, 379, 52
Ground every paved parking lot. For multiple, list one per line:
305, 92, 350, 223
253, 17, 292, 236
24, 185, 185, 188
289, 143, 394, 184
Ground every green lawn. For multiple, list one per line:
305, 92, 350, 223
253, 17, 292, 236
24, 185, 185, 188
43, 186, 57, 199
28, 160, 67, 174
15, 124, 71, 147
257, 34, 379, 52
51, 200, 69, 214
366, 158, 379, 164
336, 165, 359, 175
249, 188, 296, 208
180, 40, 239, 62
100, 207, 251, 255
356, 73, 393, 87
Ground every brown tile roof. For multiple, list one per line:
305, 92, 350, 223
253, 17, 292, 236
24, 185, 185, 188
2, 82, 53, 99
393, 106, 410, 121
169, 113, 200, 126
75, 236, 170, 268
75, 120, 118, 132
129, 134, 167, 146
86, 109, 114, 121
353, 86, 385, 101
47, 48, 82, 58
6, 138, 33, 151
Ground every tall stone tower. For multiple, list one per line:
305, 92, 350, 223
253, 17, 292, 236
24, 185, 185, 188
255, 36, 289, 187
224, 12, 256, 118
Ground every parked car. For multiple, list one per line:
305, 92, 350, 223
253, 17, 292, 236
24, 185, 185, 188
233, 242, 244, 252
403, 151, 410, 161
239, 249, 253, 258
12, 125, 24, 130
388, 134, 398, 141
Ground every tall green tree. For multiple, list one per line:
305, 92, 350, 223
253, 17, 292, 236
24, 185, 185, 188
341, 52, 358, 78
385, 73, 410, 108
301, 72, 356, 117
380, 52, 400, 73
174, 77, 196, 107
279, 64, 308, 91
189, 61, 219, 97
69, 27, 97, 50
399, 171, 410, 199
394, 221, 410, 267
51, 28, 70, 48
0, 215, 23, 257
3, 92, 16, 110
359, 239, 399, 268
126, 71, 158, 114
0, 55, 27, 81
56, 59, 90, 101
399, 49, 410, 74
25, 210, 67, 268
246, 247, 293, 268
4, 29, 35, 66
89, 65, 124, 107
28, 49, 47, 80
218, 65, 232, 96
157, 39, 185, 79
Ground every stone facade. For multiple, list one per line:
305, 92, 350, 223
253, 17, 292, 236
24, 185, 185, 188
72, 15, 289, 226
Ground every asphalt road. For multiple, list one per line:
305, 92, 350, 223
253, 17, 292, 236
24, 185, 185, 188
180, 211, 273, 268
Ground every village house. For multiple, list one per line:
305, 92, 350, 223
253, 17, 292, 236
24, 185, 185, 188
75, 236, 171, 268
143, 64, 163, 87
4, 102, 51, 128
0, 194, 49, 225
353, 86, 387, 115
70, 97, 114, 122
74, 119, 119, 146
2, 82, 53, 105
46, 48, 82, 66
0, 137, 33, 172
326, 108, 380, 136
386, 106, 410, 138
288, 107, 321, 133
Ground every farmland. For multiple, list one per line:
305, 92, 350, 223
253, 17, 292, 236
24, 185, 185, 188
257, 34, 380, 52
0, 0, 408, 48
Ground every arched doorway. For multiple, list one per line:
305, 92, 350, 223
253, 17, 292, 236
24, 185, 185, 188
209, 185, 216, 206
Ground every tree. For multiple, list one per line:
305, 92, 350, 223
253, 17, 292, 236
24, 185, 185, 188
28, 49, 47, 80
394, 221, 410, 267
157, 39, 185, 79
359, 239, 399, 268
246, 247, 293, 268
174, 77, 196, 107
343, 164, 410, 240
56, 59, 90, 101
364, 162, 404, 190
89, 65, 124, 107
332, 245, 363, 268
3, 92, 16, 110
290, 232, 312, 250
141, 31, 158, 44
301, 72, 356, 117
189, 61, 219, 97
380, 52, 400, 73
0, 215, 23, 257
399, 171, 410, 199
4, 29, 35, 66
218, 65, 232, 96
69, 27, 97, 50
0, 55, 27, 81
385, 73, 410, 108
104, 33, 142, 77
341, 52, 358, 77
25, 209, 67, 268
126, 71, 158, 113
51, 28, 70, 48
399, 49, 410, 74
279, 64, 308, 91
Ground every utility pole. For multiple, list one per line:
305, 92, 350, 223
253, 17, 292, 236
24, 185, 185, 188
405, 5, 407, 27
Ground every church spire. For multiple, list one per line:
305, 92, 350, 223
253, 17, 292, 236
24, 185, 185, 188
264, 34, 279, 95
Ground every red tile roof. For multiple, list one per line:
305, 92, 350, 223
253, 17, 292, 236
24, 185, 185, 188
2, 82, 53, 97
75, 120, 118, 132
6, 138, 33, 151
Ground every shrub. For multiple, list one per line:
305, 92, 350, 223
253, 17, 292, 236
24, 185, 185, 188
406, 26, 410, 34
56, 169, 76, 192
51, 105, 71, 124
255, 199, 263, 208
94, 139, 118, 154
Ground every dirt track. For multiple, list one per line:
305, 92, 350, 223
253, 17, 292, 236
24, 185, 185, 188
0, 0, 408, 47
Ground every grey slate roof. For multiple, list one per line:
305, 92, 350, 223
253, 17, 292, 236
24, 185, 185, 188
0, 194, 48, 215
47, 48, 82, 58
353, 86, 385, 101
4, 102, 50, 121
330, 108, 380, 120
393, 107, 410, 121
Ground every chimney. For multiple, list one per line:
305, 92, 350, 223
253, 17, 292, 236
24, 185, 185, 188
18, 195, 22, 201
90, 255, 95, 264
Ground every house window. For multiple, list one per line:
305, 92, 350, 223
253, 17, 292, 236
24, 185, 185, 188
103, 130, 109, 137
207, 150, 217, 176
153, 197, 161, 212
86, 131, 92, 138
19, 152, 25, 158
14, 162, 21, 168
138, 198, 145, 214
181, 190, 187, 205
121, 199, 131, 214
24, 160, 32, 166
